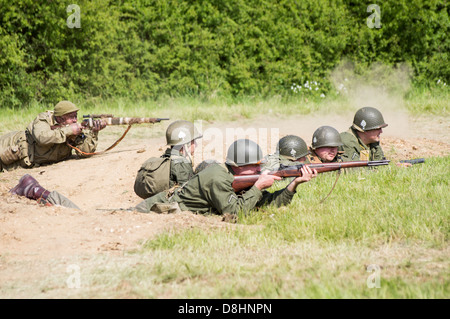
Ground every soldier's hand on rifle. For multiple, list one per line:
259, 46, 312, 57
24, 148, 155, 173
288, 166, 318, 192
254, 171, 281, 190
396, 162, 412, 168
91, 119, 107, 132
68, 123, 83, 136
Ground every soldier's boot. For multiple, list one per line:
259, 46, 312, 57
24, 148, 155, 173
10, 174, 51, 201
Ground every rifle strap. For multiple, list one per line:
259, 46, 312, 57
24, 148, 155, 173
319, 169, 341, 204
66, 124, 132, 156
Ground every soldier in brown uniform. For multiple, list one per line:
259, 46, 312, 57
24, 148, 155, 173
307, 126, 343, 163
0, 101, 105, 171
134, 139, 317, 215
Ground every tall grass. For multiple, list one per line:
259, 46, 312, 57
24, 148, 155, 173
404, 84, 449, 114
1, 85, 448, 134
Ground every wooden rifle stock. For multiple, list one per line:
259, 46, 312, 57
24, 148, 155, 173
232, 160, 390, 192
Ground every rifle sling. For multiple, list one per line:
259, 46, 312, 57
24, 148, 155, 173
318, 169, 341, 204
66, 124, 132, 156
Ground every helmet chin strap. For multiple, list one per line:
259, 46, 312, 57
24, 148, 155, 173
184, 143, 194, 168
175, 143, 194, 168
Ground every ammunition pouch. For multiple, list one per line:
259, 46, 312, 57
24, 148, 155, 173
0, 145, 20, 165
0, 131, 32, 168
134, 157, 171, 199
149, 202, 181, 214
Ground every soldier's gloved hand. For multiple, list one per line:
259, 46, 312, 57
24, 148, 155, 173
68, 123, 82, 136
91, 119, 106, 132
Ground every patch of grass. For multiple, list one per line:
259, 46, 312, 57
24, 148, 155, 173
404, 84, 449, 115
77, 156, 449, 299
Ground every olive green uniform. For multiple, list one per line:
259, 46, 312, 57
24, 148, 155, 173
339, 128, 385, 161
0, 111, 98, 171
261, 153, 302, 171
163, 148, 194, 188
45, 191, 81, 210
135, 163, 296, 215
134, 148, 194, 199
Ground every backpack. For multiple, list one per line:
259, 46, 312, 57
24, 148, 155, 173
134, 157, 171, 199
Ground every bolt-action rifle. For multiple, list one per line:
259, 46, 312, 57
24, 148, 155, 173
232, 160, 390, 193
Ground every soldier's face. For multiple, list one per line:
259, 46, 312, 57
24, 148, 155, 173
315, 147, 338, 162
59, 112, 78, 125
363, 128, 383, 143
189, 140, 197, 155
231, 164, 261, 175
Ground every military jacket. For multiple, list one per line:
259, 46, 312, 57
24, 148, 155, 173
26, 111, 98, 165
261, 153, 302, 171
135, 163, 296, 215
163, 148, 194, 188
339, 128, 385, 161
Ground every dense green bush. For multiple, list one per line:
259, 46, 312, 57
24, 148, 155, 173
0, 0, 448, 108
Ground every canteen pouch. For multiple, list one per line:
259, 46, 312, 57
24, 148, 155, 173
134, 157, 171, 199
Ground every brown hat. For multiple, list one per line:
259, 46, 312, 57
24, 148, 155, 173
53, 101, 79, 117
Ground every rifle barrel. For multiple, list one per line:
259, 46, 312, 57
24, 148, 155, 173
83, 117, 170, 126
83, 114, 114, 118
101, 117, 167, 125
400, 158, 425, 165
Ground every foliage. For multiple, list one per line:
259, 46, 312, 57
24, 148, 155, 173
0, 0, 448, 108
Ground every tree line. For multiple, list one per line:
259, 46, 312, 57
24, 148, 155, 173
0, 0, 448, 108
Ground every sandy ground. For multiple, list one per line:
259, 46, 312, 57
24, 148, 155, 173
0, 112, 449, 298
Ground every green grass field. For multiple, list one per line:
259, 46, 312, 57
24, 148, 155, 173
67, 157, 448, 299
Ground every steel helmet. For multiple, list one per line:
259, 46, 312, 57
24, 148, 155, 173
311, 126, 343, 149
352, 107, 388, 132
166, 120, 202, 146
277, 135, 309, 160
53, 101, 79, 117
225, 139, 264, 167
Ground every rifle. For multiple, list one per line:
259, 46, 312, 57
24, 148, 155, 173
82, 114, 170, 128
232, 160, 390, 193
62, 115, 169, 156
399, 158, 425, 165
